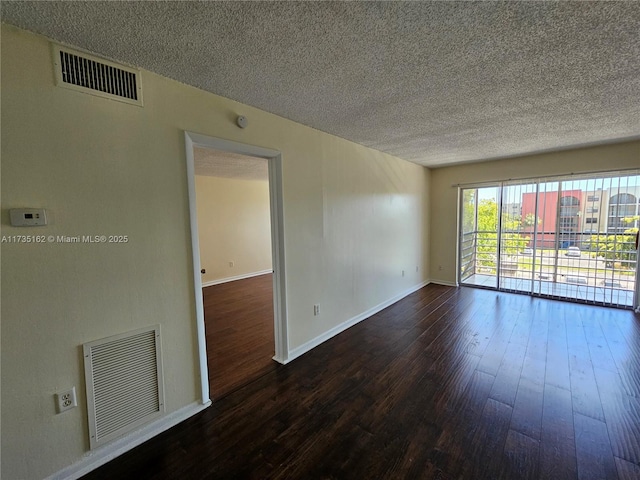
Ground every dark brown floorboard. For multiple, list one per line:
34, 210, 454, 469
82, 285, 640, 480
539, 384, 577, 480
204, 273, 276, 399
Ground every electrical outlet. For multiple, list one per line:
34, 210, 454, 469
229, 261, 234, 268
402, 270, 405, 277
438, 265, 443, 271
416, 266, 419, 272
56, 387, 77, 413
313, 304, 320, 316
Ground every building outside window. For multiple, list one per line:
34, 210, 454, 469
608, 193, 639, 233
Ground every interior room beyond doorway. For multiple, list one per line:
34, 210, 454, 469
194, 146, 277, 399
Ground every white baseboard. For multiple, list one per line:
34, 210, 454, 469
202, 269, 272, 287
430, 279, 458, 287
46, 400, 211, 480
286, 280, 431, 363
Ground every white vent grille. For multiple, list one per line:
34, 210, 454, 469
53, 45, 143, 106
83, 326, 164, 449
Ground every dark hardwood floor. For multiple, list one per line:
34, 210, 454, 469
82, 285, 640, 479
204, 273, 276, 399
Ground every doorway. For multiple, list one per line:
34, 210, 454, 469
184, 132, 288, 404
459, 170, 640, 309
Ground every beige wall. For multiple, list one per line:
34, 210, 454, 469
195, 175, 272, 283
1, 24, 430, 479
429, 140, 640, 284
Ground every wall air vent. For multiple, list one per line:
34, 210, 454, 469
83, 325, 164, 449
53, 45, 143, 106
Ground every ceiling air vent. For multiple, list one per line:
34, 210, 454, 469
53, 45, 143, 106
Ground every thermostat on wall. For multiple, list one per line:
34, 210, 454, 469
10, 208, 48, 226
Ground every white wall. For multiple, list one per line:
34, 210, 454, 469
195, 175, 272, 284
0, 24, 430, 479
429, 140, 640, 284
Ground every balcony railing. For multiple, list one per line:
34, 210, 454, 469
460, 230, 638, 295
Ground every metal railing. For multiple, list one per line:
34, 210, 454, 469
460, 230, 638, 306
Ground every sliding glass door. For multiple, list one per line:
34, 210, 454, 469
500, 182, 537, 294
459, 186, 499, 289
459, 171, 640, 309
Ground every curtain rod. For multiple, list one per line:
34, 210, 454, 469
451, 167, 640, 188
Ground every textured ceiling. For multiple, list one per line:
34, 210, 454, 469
194, 147, 268, 181
2, 1, 639, 167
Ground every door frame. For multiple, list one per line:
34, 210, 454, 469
184, 131, 289, 404
635, 231, 640, 313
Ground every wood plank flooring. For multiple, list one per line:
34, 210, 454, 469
82, 285, 640, 480
204, 273, 276, 399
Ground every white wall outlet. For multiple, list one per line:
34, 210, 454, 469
229, 261, 234, 268
402, 270, 405, 277
313, 304, 320, 316
56, 387, 77, 413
